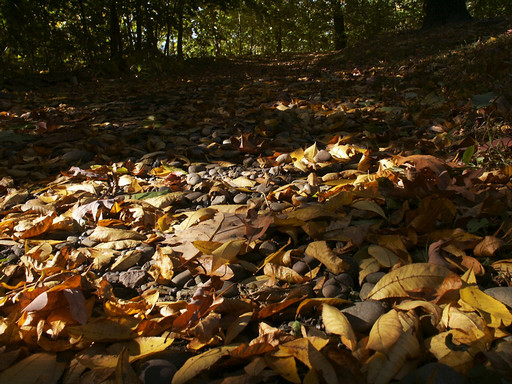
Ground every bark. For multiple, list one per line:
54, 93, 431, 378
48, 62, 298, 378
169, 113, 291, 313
332, 0, 347, 50
422, 0, 472, 29
109, 0, 122, 62
176, 0, 184, 61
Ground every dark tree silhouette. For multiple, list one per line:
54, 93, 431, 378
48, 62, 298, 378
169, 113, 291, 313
422, 0, 472, 29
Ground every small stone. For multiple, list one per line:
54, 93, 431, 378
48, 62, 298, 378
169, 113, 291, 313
359, 282, 375, 300
119, 270, 147, 289
259, 241, 278, 256
104, 272, 119, 284
314, 150, 332, 163
233, 193, 249, 204
276, 153, 293, 165
324, 277, 338, 286
270, 202, 288, 211
484, 287, 512, 309
400, 362, 465, 384
80, 237, 98, 247
269, 166, 280, 176
138, 359, 177, 384
342, 300, 386, 333
171, 269, 193, 288
218, 281, 239, 298
365, 272, 386, 284
228, 264, 250, 281
255, 183, 271, 194
292, 261, 308, 275
322, 284, 341, 298
188, 164, 206, 173
186, 173, 202, 186
211, 195, 227, 205
201, 126, 212, 136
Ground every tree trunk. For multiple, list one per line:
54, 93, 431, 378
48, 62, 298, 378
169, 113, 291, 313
422, 0, 472, 29
76, 0, 93, 63
135, 0, 142, 52
332, 0, 347, 50
109, 0, 122, 63
176, 0, 184, 61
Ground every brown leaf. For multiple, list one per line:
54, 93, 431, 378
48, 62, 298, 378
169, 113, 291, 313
474, 236, 504, 257
305, 241, 349, 274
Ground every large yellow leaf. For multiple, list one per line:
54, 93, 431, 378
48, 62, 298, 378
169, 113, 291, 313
296, 298, 351, 316
321, 304, 357, 351
265, 355, 301, 384
211, 239, 245, 272
276, 338, 336, 383
305, 241, 349, 274
172, 346, 238, 384
368, 245, 400, 268
0, 352, 63, 384
366, 328, 421, 384
426, 331, 476, 374
365, 263, 454, 300
351, 200, 386, 219
459, 285, 512, 328
89, 226, 146, 242
395, 300, 442, 327
367, 309, 402, 353
225, 312, 253, 344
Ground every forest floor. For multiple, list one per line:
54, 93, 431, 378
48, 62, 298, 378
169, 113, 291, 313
1, 17, 512, 384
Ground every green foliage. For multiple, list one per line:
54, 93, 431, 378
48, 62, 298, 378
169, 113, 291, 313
0, 0, 510, 73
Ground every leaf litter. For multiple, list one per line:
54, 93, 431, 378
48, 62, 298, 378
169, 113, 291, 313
1, 20, 512, 383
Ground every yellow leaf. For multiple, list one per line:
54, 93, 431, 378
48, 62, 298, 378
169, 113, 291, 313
359, 257, 381, 285
426, 331, 475, 374
265, 355, 301, 384
171, 346, 238, 384
225, 312, 253, 344
178, 207, 217, 230
322, 304, 357, 351
0, 353, 63, 384
459, 285, 512, 328
277, 338, 336, 383
89, 226, 146, 242
263, 263, 304, 283
368, 245, 400, 268
192, 240, 223, 254
296, 298, 351, 316
304, 142, 319, 162
365, 263, 454, 300
367, 309, 402, 353
67, 318, 134, 342
366, 328, 421, 384
115, 348, 140, 384
305, 241, 349, 274
474, 236, 504, 257
395, 300, 442, 327
351, 200, 386, 219
211, 239, 245, 271
111, 250, 143, 271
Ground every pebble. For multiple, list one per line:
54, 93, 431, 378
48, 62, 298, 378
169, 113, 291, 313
270, 202, 288, 211
359, 282, 375, 300
484, 287, 512, 309
218, 281, 239, 298
233, 193, 249, 204
276, 153, 293, 165
171, 269, 193, 288
80, 237, 98, 247
259, 241, 278, 256
104, 272, 120, 284
314, 150, 332, 162
322, 284, 342, 298
255, 184, 271, 194
365, 272, 386, 284
269, 166, 280, 176
119, 270, 147, 289
400, 362, 465, 384
211, 195, 227, 205
138, 359, 177, 384
342, 300, 386, 333
292, 261, 308, 275
188, 164, 206, 173
184, 191, 203, 202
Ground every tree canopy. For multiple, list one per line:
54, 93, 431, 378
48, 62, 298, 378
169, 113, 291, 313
0, 0, 510, 74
